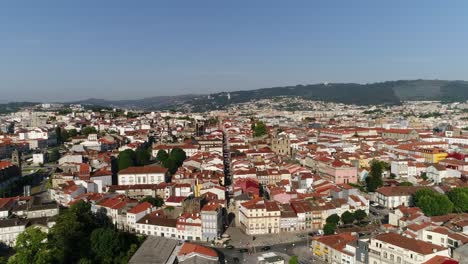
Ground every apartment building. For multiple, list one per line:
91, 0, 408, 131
368, 232, 450, 264
239, 199, 281, 235
118, 165, 168, 185
311, 232, 358, 264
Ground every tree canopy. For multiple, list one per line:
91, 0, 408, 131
118, 149, 137, 171
353, 209, 367, 222
49, 148, 61, 163
323, 223, 336, 235
365, 160, 385, 192
252, 121, 268, 137
398, 181, 413, 186
447, 187, 468, 213
8, 201, 142, 264
341, 211, 355, 225
81, 126, 98, 136
413, 189, 454, 216
156, 149, 169, 163
326, 214, 340, 225
8, 227, 54, 264
161, 148, 187, 175
289, 256, 299, 264
139, 196, 164, 207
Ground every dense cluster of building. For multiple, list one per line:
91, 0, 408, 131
0, 99, 467, 263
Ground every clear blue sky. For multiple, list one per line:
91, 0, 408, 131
1, 0, 467, 102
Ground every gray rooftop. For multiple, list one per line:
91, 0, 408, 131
129, 236, 178, 264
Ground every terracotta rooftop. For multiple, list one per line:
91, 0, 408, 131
374, 232, 446, 255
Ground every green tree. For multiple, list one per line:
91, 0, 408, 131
170, 148, 187, 167
421, 172, 428, 181
90, 228, 122, 263
353, 209, 367, 222
447, 187, 468, 213
48, 201, 99, 263
252, 121, 268, 137
9, 227, 49, 264
163, 158, 178, 174
341, 211, 355, 225
413, 189, 454, 216
68, 129, 78, 138
81, 126, 97, 136
365, 160, 384, 192
398, 181, 413, 186
289, 256, 299, 264
156, 149, 169, 162
118, 149, 136, 171
140, 196, 164, 207
49, 148, 61, 163
326, 214, 340, 225
135, 148, 151, 166
55, 127, 62, 144
8, 199, 142, 264
323, 223, 336, 235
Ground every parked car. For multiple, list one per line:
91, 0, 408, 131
261, 246, 271, 251
239, 248, 248, 253
225, 245, 234, 249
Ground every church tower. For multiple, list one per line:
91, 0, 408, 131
11, 149, 21, 168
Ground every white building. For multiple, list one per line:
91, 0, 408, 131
32, 153, 45, 165
118, 166, 168, 186
0, 219, 28, 246
126, 202, 153, 232
369, 232, 450, 264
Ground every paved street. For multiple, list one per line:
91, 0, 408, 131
224, 227, 306, 247
214, 228, 329, 264
217, 241, 328, 264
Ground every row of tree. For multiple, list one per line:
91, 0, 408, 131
413, 187, 468, 216
8, 201, 143, 264
56, 126, 98, 144
155, 148, 187, 174
117, 149, 152, 171
323, 209, 368, 235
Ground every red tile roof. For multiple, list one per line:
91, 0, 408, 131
178, 243, 217, 258
374, 232, 446, 255
119, 165, 168, 174
128, 202, 152, 214
423, 256, 458, 264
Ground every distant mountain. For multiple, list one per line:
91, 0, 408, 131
69, 79, 468, 111
0, 102, 39, 114
74, 94, 198, 110
183, 80, 468, 111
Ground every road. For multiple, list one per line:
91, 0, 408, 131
216, 240, 327, 264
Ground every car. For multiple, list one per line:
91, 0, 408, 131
261, 246, 271, 251
239, 248, 248, 253
233, 257, 240, 263
225, 245, 234, 249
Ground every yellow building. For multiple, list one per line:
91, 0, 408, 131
417, 148, 448, 164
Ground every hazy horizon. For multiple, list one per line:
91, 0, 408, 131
2, 1, 468, 102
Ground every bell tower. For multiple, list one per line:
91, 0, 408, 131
11, 149, 21, 169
